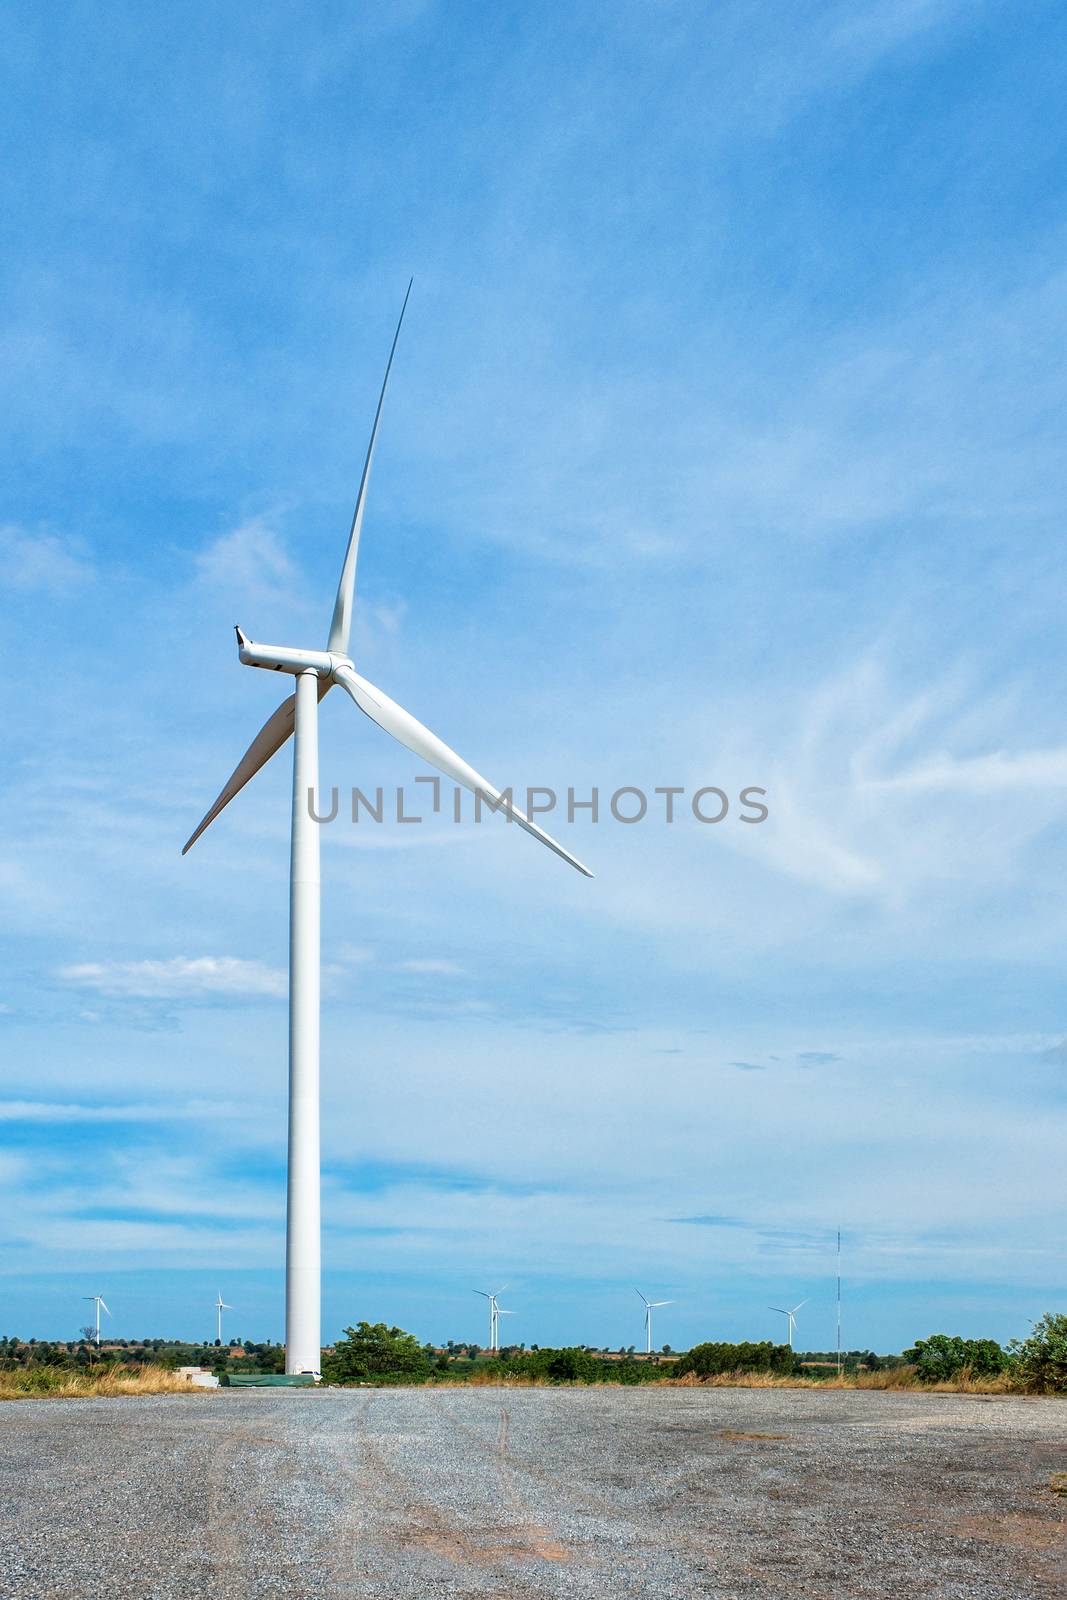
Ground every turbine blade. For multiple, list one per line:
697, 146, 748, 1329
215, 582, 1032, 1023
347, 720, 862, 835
333, 665, 593, 876
327, 280, 413, 656
769, 1306, 787, 1315
792, 1300, 808, 1314
99, 1300, 111, 1316
182, 685, 328, 854
635, 1288, 650, 1305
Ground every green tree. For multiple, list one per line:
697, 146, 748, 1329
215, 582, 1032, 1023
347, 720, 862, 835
675, 1340, 795, 1378
903, 1334, 1008, 1382
1009, 1313, 1067, 1393
322, 1322, 433, 1384
524, 1347, 599, 1382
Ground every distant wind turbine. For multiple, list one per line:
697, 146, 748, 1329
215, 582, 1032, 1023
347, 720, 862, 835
182, 285, 592, 1377
635, 1288, 673, 1355
215, 1291, 234, 1345
474, 1289, 512, 1352
769, 1299, 808, 1347
82, 1294, 110, 1345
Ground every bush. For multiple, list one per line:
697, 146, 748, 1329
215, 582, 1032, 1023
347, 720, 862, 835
508, 1347, 600, 1382
903, 1333, 1009, 1383
1009, 1313, 1067, 1394
457, 1347, 672, 1385
322, 1322, 433, 1385
674, 1341, 795, 1379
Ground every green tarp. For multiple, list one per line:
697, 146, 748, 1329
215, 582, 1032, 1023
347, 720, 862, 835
225, 1372, 317, 1387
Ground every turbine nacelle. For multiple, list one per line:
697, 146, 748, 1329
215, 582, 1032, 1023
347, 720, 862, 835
235, 627, 351, 679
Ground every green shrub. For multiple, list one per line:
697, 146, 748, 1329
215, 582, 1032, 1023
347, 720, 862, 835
322, 1322, 433, 1385
462, 1347, 672, 1385
903, 1333, 1009, 1382
506, 1347, 600, 1382
674, 1340, 795, 1379
1009, 1313, 1067, 1394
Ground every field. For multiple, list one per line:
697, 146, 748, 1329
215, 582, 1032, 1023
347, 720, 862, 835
1, 1386, 1064, 1598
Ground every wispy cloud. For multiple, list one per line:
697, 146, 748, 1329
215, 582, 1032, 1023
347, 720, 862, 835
396, 958, 466, 977
193, 519, 294, 600
669, 1214, 747, 1228
0, 1099, 235, 1124
0, 524, 93, 593
57, 957, 287, 1000
863, 748, 1067, 795
335, 944, 375, 966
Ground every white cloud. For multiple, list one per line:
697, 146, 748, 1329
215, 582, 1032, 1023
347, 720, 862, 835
0, 524, 93, 593
0, 1099, 236, 1124
335, 943, 375, 966
863, 747, 1067, 795
369, 599, 406, 636
671, 654, 1067, 933
826, 0, 964, 64
57, 956, 287, 999
396, 958, 466, 976
194, 519, 293, 597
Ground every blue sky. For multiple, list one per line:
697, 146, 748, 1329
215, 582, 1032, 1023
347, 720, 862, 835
2, 0, 1065, 1354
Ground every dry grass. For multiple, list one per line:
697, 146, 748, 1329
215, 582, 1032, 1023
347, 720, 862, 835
7, 1364, 1044, 1401
660, 1366, 1021, 1395
433, 1367, 1017, 1394
0, 1364, 210, 1401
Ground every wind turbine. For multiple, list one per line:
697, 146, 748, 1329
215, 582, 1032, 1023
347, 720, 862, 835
635, 1288, 673, 1355
183, 286, 592, 1376
835, 1229, 842, 1376
474, 1289, 513, 1353
769, 1299, 808, 1347
82, 1294, 110, 1345
215, 1291, 233, 1345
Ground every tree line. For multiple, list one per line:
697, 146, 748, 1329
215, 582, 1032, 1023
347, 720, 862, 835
3, 1313, 1064, 1393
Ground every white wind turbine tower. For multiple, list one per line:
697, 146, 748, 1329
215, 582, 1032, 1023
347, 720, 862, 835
82, 1294, 110, 1345
215, 1291, 233, 1345
474, 1289, 513, 1353
769, 1299, 808, 1348
635, 1288, 673, 1355
183, 286, 592, 1376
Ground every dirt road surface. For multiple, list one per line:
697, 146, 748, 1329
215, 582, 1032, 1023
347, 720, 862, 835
1, 1385, 1064, 1598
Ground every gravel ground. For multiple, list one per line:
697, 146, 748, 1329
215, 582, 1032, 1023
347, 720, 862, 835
1, 1386, 1064, 1599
